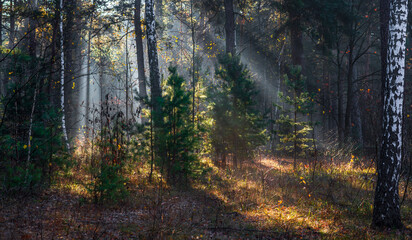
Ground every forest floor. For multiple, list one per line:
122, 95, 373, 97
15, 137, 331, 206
1, 156, 411, 239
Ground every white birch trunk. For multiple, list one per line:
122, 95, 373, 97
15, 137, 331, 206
373, 0, 408, 229
60, 0, 69, 150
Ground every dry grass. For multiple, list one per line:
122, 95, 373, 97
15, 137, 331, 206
190, 156, 412, 239
1, 154, 411, 239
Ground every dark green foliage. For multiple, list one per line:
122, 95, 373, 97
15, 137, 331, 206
275, 66, 315, 168
0, 48, 71, 192
86, 111, 129, 203
131, 67, 208, 185
0, 82, 69, 192
163, 67, 200, 184
209, 54, 266, 167
131, 89, 152, 168
87, 162, 129, 203
131, 122, 152, 164
272, 0, 350, 50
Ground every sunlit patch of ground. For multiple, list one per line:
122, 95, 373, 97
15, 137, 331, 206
194, 157, 412, 239
1, 155, 411, 239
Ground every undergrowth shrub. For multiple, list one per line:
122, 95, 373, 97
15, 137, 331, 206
131, 67, 211, 186
162, 67, 201, 184
87, 161, 128, 203
275, 66, 315, 170
208, 54, 266, 168
0, 78, 71, 193
85, 98, 129, 203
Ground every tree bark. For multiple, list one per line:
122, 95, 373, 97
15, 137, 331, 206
289, 7, 303, 66
48, 0, 60, 106
59, 0, 69, 150
8, 0, 15, 49
0, 1, 3, 46
125, 23, 130, 123
28, 0, 37, 57
335, 30, 344, 144
344, 37, 355, 140
145, 0, 164, 161
0, 1, 3, 96
145, 0, 161, 114
4, 0, 15, 94
224, 0, 235, 55
64, 0, 81, 141
85, 0, 95, 137
372, 0, 408, 229
191, 0, 196, 123
352, 66, 364, 146
134, 0, 147, 116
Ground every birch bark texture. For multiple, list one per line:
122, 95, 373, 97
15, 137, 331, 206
373, 0, 408, 229
60, 0, 69, 150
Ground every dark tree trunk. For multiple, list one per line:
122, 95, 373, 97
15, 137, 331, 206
48, 0, 60, 106
28, 0, 37, 57
125, 25, 130, 123
85, 0, 95, 136
191, 0, 196, 123
145, 0, 164, 162
0, 1, 3, 46
145, 0, 161, 116
85, 28, 91, 135
4, 0, 15, 94
224, 0, 235, 55
372, 0, 408, 229
352, 66, 364, 146
134, 0, 147, 109
336, 50, 344, 143
344, 38, 355, 140
289, 9, 303, 66
0, 1, 3, 96
334, 22, 345, 144
8, 0, 15, 49
64, 0, 81, 140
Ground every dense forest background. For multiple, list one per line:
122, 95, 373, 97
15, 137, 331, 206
0, 0, 411, 239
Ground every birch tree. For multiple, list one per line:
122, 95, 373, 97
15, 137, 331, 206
372, 0, 408, 229
60, 0, 69, 150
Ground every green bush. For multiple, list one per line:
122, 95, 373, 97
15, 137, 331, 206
275, 65, 315, 169
208, 54, 266, 167
0, 81, 70, 193
85, 110, 129, 203
87, 162, 128, 203
162, 67, 200, 184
